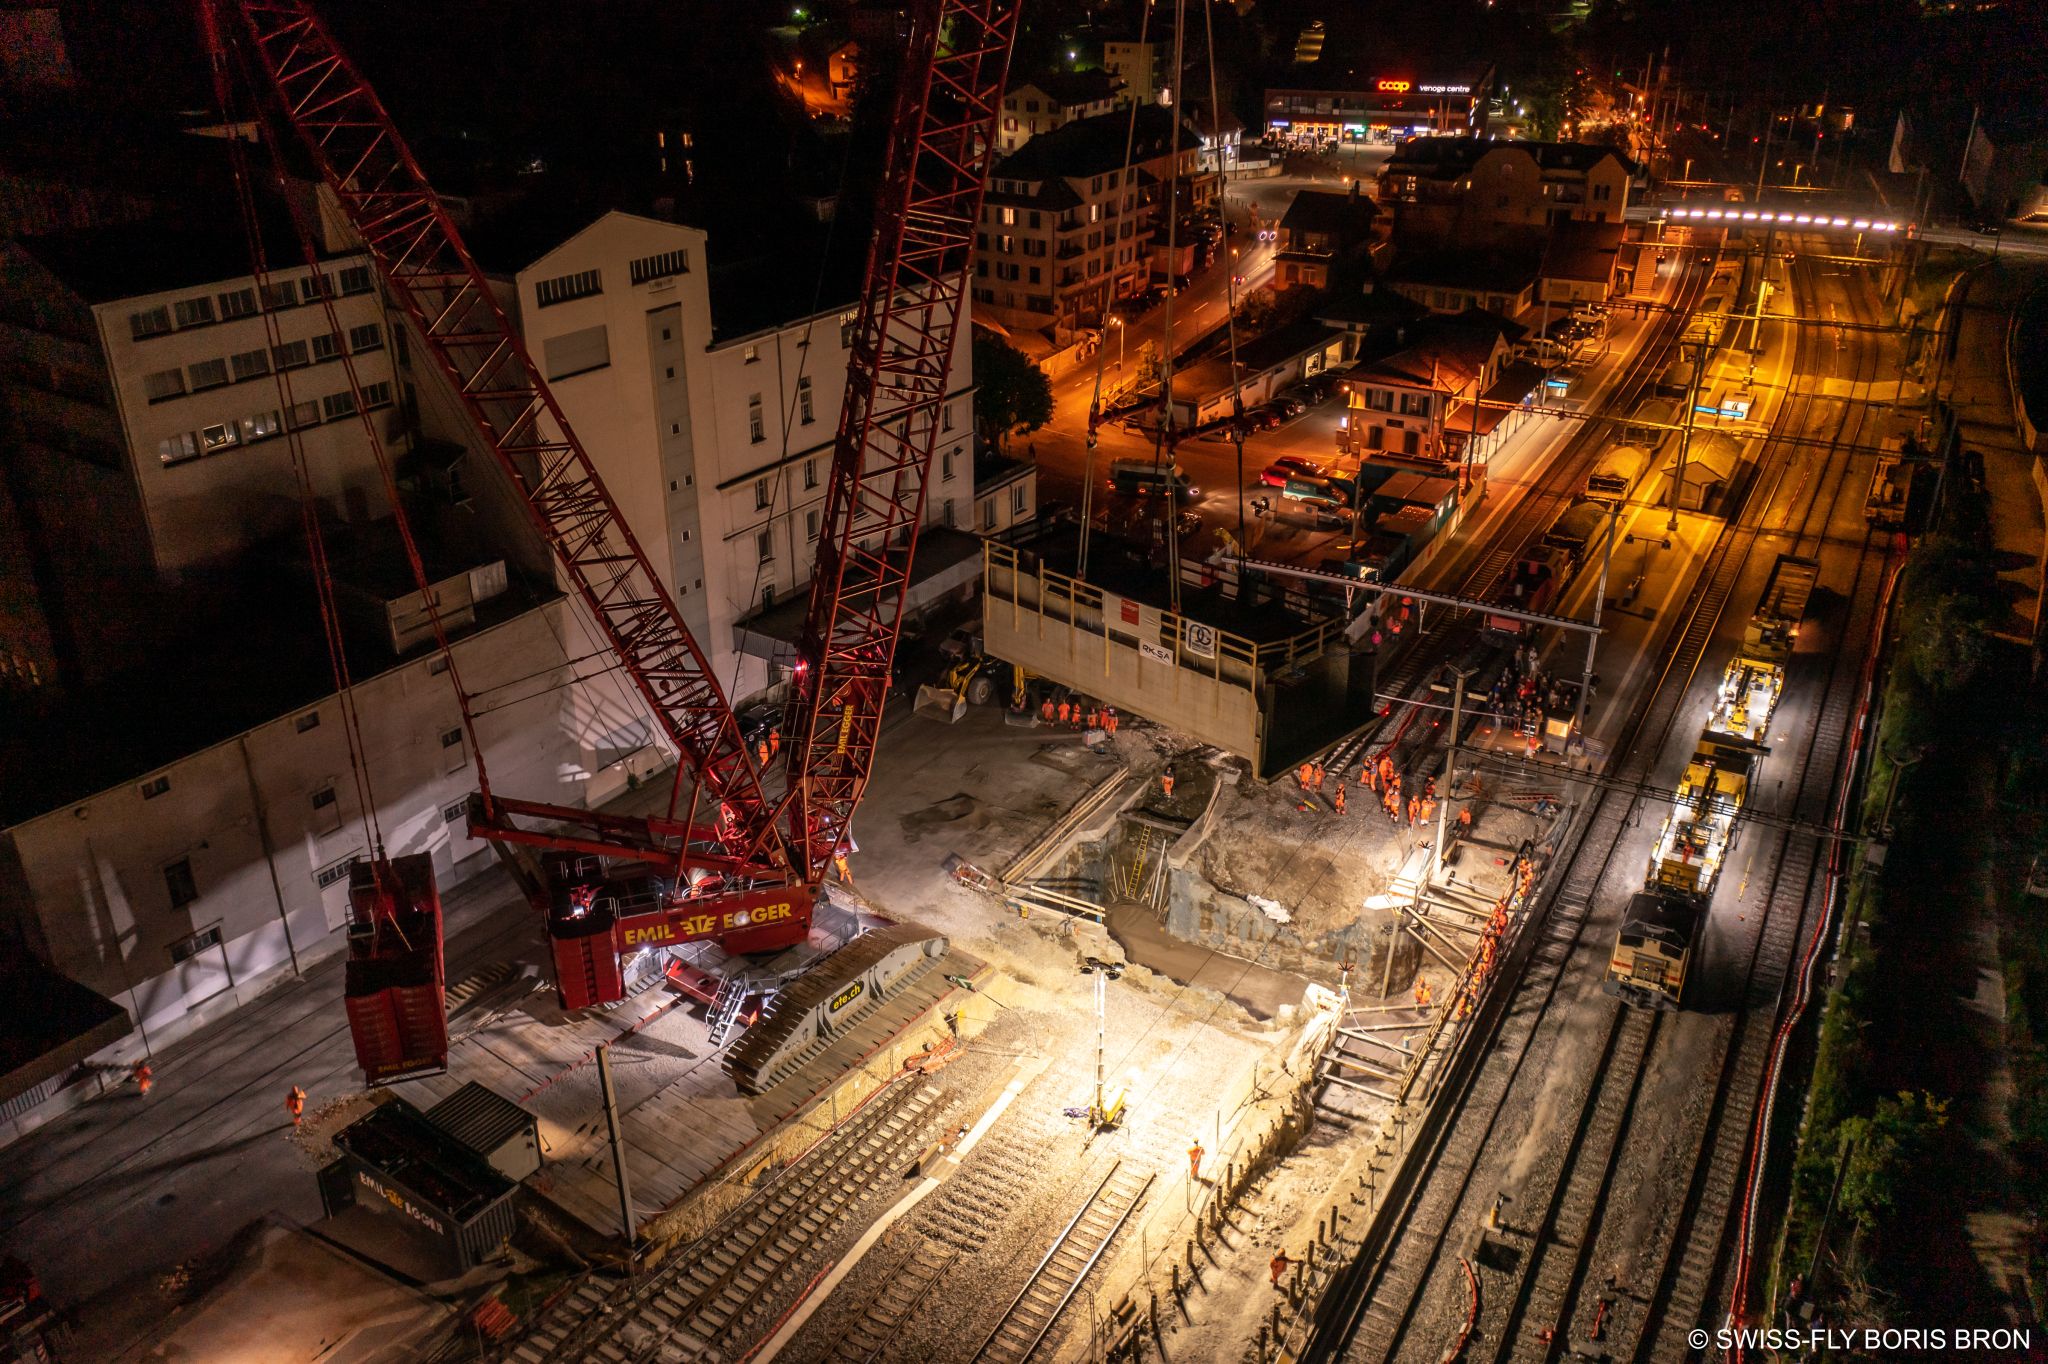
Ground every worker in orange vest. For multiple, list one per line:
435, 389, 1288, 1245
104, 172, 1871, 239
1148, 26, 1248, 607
755, 738, 771, 766
1161, 771, 1176, 799
1364, 763, 1378, 794
1188, 1141, 1205, 1182
1058, 699, 1072, 726
132, 1061, 153, 1097
1297, 762, 1313, 791
1270, 1249, 1293, 1287
1040, 697, 1056, 724
1086, 706, 1100, 731
1407, 795, 1421, 826
1312, 762, 1326, 792
835, 852, 853, 883
1103, 707, 1119, 736
1332, 783, 1346, 815
1420, 798, 1436, 825
1457, 806, 1473, 834
1378, 755, 1395, 787
286, 1085, 307, 1126
1415, 979, 1432, 1008
769, 727, 781, 758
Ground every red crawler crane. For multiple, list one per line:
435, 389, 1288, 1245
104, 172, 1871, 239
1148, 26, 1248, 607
213, 0, 1021, 1008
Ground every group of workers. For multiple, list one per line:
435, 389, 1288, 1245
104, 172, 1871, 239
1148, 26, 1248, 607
1298, 754, 1474, 835
1039, 696, 1119, 737
1411, 855, 1541, 1024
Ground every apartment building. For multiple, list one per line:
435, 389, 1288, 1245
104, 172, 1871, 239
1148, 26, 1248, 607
998, 71, 1120, 155
1340, 316, 1511, 461
1376, 136, 1633, 247
513, 211, 977, 704
974, 104, 1216, 330
1102, 40, 1163, 106
0, 213, 402, 689
1274, 184, 1379, 289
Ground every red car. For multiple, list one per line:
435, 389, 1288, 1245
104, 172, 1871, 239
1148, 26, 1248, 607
1259, 456, 1323, 486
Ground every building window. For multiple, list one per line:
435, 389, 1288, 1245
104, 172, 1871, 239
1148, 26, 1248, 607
941, 449, 956, 481
187, 357, 229, 391
321, 391, 357, 421
163, 858, 199, 911
1012, 483, 1027, 514
743, 344, 760, 364
338, 265, 374, 295
157, 432, 198, 465
348, 323, 383, 352
803, 459, 818, 490
230, 348, 270, 382
310, 784, 341, 835
286, 401, 320, 430
169, 924, 222, 965
239, 410, 282, 443
272, 338, 310, 369
443, 800, 467, 824
441, 726, 466, 773
840, 314, 859, 349
628, 248, 690, 284
173, 296, 216, 329
756, 527, 775, 563
129, 306, 172, 339
982, 499, 997, 530
311, 332, 342, 363
362, 381, 393, 408
754, 477, 770, 509
143, 369, 186, 403
260, 282, 296, 312
534, 268, 602, 307
748, 395, 765, 443
806, 508, 821, 540
141, 775, 171, 799
542, 324, 610, 380
218, 287, 258, 320
315, 858, 355, 890
299, 274, 332, 305
199, 422, 239, 454
941, 402, 953, 431
798, 376, 814, 424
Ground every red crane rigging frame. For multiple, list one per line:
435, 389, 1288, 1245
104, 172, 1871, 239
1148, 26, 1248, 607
215, 0, 1021, 1003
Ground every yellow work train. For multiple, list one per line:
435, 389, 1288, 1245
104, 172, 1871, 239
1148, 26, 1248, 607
1605, 554, 1819, 1010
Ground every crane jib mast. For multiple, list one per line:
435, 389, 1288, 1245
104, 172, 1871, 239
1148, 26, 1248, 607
216, 0, 1021, 1007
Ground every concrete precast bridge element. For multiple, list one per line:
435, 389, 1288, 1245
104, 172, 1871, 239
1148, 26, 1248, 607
979, 544, 1376, 780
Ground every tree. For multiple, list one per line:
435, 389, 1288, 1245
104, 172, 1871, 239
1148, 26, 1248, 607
973, 334, 1053, 453
1836, 1091, 1948, 1232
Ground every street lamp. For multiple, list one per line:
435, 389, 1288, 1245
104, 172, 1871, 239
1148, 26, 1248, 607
1079, 956, 1127, 1129
1108, 314, 1125, 368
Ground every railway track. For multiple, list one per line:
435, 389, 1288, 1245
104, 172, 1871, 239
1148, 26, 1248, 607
1312, 240, 1898, 1364
820, 1243, 962, 1363
505, 1076, 954, 1364
1320, 253, 1717, 789
971, 1160, 1155, 1364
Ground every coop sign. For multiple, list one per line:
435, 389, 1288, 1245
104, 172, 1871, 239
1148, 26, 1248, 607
357, 1170, 446, 1236
616, 889, 800, 949
1376, 79, 1411, 93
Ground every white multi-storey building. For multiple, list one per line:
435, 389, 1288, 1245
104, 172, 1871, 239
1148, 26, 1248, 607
511, 210, 980, 704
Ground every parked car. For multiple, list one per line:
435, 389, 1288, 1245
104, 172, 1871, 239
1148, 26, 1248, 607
1269, 396, 1305, 418
1259, 456, 1324, 486
1247, 407, 1285, 431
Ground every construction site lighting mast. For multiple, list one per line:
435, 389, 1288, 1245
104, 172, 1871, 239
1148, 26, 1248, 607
217, 0, 1021, 991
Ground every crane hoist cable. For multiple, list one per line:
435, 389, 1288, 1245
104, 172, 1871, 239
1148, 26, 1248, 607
206, 3, 491, 848
1076, 0, 1157, 583
203, 12, 380, 856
